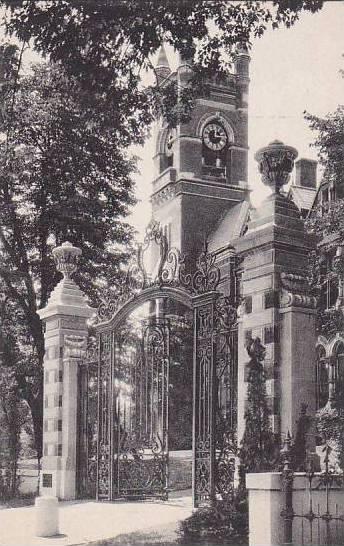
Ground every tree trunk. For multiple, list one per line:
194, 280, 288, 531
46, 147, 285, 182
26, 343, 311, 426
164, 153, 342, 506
25, 314, 45, 461
29, 386, 43, 461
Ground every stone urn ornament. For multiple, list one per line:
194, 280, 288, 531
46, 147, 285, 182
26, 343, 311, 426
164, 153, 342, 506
52, 241, 82, 280
254, 139, 298, 194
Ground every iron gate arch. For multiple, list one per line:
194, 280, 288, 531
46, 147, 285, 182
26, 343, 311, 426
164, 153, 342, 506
78, 220, 239, 506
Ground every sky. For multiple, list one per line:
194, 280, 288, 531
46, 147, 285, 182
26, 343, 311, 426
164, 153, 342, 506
129, 1, 344, 239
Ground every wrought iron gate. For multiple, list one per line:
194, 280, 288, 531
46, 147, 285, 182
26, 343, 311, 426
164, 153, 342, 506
192, 293, 237, 506
76, 349, 98, 499
97, 318, 170, 500
90, 220, 238, 505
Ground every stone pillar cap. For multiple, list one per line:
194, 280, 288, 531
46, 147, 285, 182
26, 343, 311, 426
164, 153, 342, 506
38, 241, 95, 321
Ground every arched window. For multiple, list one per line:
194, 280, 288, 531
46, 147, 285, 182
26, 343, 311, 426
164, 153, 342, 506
165, 129, 174, 168
319, 252, 338, 310
158, 127, 176, 174
315, 345, 328, 410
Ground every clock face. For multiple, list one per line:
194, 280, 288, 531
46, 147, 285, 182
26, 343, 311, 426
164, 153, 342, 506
203, 123, 227, 151
165, 128, 176, 157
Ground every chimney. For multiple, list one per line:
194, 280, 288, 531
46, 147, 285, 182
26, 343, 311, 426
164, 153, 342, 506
294, 158, 317, 189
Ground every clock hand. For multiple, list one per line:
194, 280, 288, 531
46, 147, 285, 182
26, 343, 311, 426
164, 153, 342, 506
212, 132, 221, 142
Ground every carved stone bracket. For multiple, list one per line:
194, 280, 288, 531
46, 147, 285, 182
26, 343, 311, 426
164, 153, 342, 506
151, 184, 176, 206
280, 272, 317, 309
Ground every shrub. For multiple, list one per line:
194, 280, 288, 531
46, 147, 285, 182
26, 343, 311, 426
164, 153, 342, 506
179, 490, 248, 545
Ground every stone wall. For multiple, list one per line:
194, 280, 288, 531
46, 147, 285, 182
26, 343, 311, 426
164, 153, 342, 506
246, 472, 344, 546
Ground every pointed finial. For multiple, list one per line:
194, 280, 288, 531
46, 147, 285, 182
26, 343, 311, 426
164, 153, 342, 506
156, 44, 171, 82
157, 44, 170, 70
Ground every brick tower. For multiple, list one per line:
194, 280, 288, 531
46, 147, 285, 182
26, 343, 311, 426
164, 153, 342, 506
151, 45, 251, 263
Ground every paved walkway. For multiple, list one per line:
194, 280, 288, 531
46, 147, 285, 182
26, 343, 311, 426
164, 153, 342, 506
0, 493, 193, 546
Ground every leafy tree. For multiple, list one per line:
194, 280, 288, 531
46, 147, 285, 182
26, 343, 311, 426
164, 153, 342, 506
305, 91, 344, 334
316, 403, 344, 472
0, 366, 32, 499
239, 337, 277, 476
305, 105, 344, 202
1, 1, 324, 132
0, 45, 136, 458
304, 81, 344, 472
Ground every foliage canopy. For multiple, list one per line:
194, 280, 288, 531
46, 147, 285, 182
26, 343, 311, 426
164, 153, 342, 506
1, 1, 324, 133
0, 45, 136, 457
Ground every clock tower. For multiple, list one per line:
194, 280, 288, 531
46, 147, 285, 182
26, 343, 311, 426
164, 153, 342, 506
151, 45, 250, 264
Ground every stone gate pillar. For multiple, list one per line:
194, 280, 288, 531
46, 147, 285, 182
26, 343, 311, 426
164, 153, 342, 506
38, 242, 94, 499
234, 141, 317, 442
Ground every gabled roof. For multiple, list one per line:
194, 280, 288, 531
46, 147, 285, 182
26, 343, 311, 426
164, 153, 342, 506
288, 185, 316, 212
208, 200, 250, 252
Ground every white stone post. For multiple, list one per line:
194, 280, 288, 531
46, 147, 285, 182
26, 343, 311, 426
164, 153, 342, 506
35, 496, 59, 537
246, 473, 284, 546
38, 242, 94, 499
246, 472, 344, 546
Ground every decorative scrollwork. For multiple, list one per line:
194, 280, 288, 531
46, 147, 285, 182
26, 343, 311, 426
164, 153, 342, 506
84, 344, 99, 364
191, 243, 220, 294
195, 434, 211, 504
126, 246, 146, 292
97, 222, 222, 321
214, 296, 237, 331
98, 441, 110, 498
160, 247, 180, 285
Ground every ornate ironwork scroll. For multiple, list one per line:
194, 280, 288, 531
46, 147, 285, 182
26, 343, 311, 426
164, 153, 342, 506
97, 222, 222, 323
97, 332, 112, 500
193, 293, 238, 507
94, 221, 240, 506
193, 295, 217, 507
111, 318, 170, 500
214, 296, 238, 501
76, 347, 98, 499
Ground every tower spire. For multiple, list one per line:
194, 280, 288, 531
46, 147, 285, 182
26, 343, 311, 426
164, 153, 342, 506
156, 44, 171, 83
